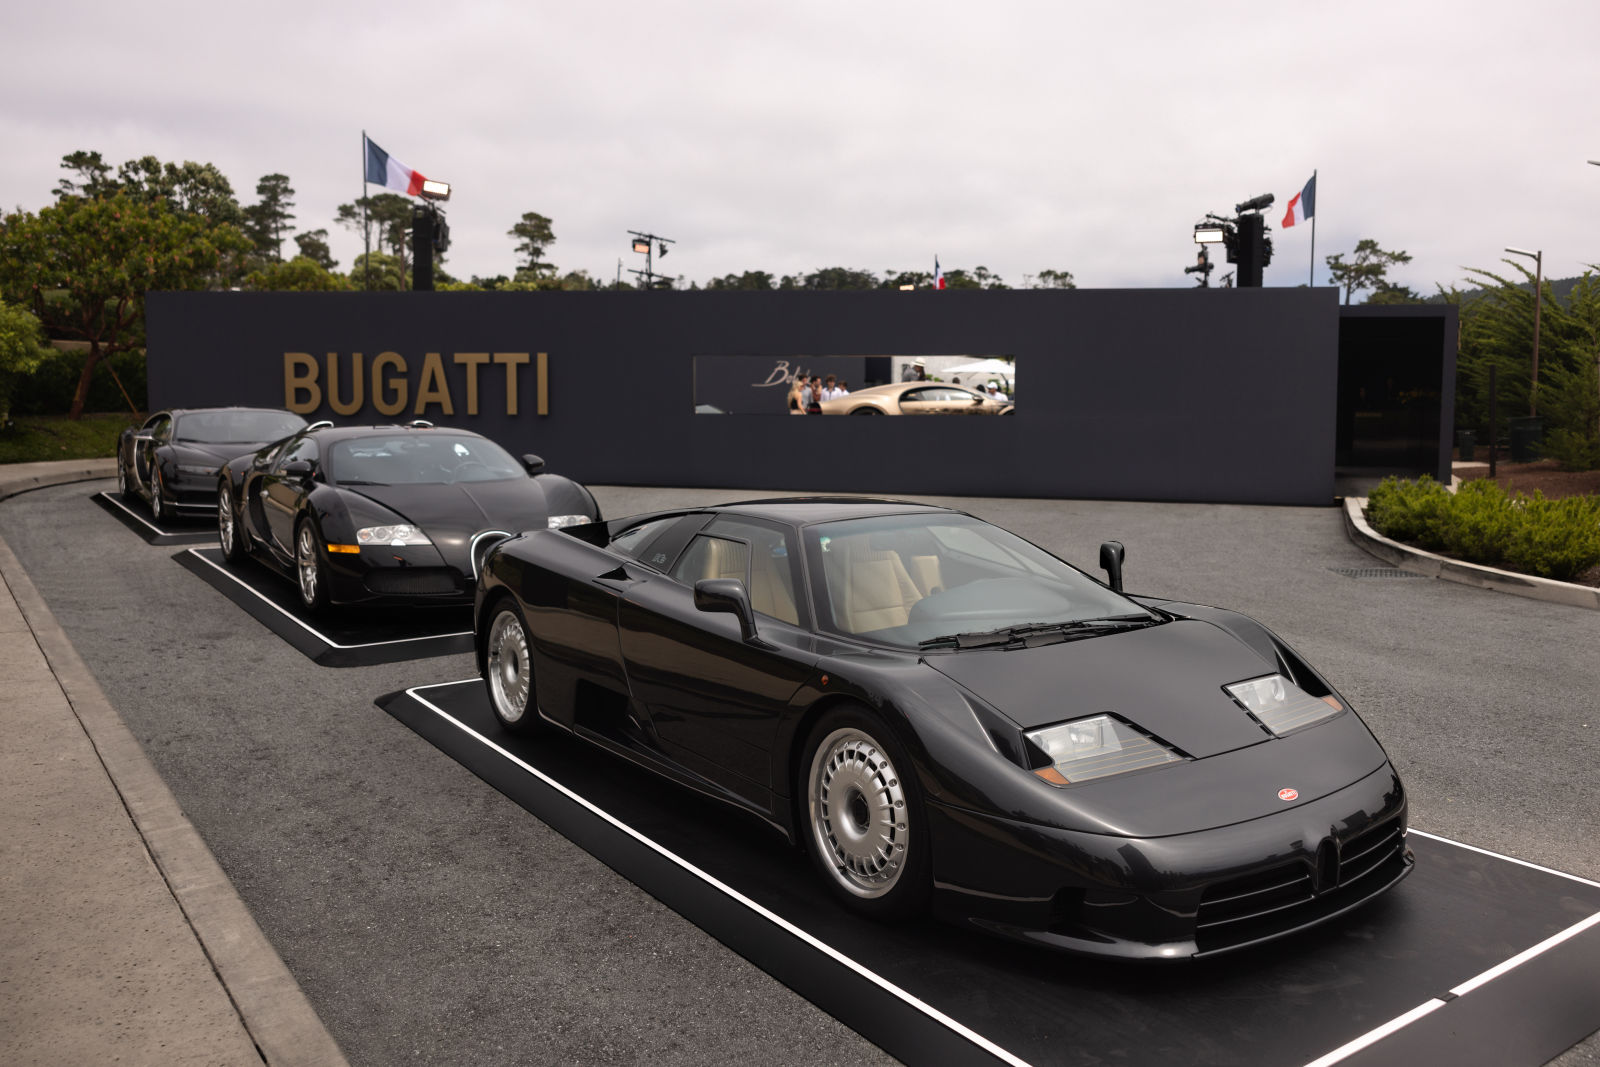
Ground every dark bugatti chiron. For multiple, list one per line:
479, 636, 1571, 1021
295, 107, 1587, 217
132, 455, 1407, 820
117, 407, 307, 522
474, 498, 1412, 959
217, 422, 598, 613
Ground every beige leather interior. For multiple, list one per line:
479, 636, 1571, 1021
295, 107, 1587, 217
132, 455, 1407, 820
825, 536, 925, 633
684, 535, 798, 626
907, 555, 943, 598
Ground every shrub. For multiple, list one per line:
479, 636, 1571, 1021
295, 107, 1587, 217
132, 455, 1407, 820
1364, 476, 1453, 549
11, 347, 147, 415
1436, 479, 1513, 565
1502, 493, 1600, 581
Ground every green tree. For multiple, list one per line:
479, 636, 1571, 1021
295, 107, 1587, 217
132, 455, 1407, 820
243, 173, 296, 260
779, 267, 879, 290
346, 250, 407, 291
508, 212, 557, 277
244, 256, 350, 292
881, 270, 931, 289
336, 194, 415, 286
1367, 280, 1422, 305
112, 156, 244, 227
54, 150, 116, 200
705, 271, 776, 290
0, 299, 54, 425
0, 193, 252, 418
293, 228, 337, 270
1325, 239, 1413, 305
1032, 269, 1076, 289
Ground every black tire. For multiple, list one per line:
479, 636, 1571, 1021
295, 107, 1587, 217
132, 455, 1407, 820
294, 518, 330, 615
799, 705, 930, 919
149, 467, 167, 523
849, 407, 883, 415
116, 447, 133, 500
218, 483, 247, 564
481, 596, 541, 733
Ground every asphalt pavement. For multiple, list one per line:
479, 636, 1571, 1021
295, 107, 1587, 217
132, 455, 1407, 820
1, 472, 1596, 1066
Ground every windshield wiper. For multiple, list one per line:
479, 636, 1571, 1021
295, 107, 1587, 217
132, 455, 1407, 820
917, 614, 1159, 651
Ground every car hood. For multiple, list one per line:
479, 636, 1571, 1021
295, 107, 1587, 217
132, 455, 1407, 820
344, 479, 549, 535
925, 619, 1281, 759
172, 440, 277, 466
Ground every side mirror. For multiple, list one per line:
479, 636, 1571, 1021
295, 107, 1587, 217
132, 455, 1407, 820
282, 460, 314, 478
1099, 540, 1125, 594
694, 578, 760, 643
521, 453, 546, 475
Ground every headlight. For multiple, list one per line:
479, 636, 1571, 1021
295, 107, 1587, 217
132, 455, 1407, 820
547, 514, 590, 529
1225, 674, 1341, 736
176, 464, 219, 475
355, 524, 432, 546
1025, 715, 1183, 785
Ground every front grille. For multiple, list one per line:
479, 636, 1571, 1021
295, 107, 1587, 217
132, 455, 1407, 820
1194, 818, 1409, 954
363, 568, 462, 596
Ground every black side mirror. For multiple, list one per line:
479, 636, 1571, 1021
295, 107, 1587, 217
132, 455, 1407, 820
282, 460, 314, 478
694, 578, 760, 643
1099, 540, 1125, 594
521, 453, 546, 475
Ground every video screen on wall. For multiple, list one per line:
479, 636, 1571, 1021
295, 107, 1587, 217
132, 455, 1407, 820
693, 355, 1016, 416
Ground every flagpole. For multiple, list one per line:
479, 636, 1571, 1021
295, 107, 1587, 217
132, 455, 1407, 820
1308, 169, 1317, 287
361, 130, 370, 292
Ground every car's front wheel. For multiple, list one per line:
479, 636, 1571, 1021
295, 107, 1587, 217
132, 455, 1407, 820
116, 451, 132, 500
801, 707, 929, 918
295, 519, 329, 614
218, 484, 246, 563
483, 598, 539, 733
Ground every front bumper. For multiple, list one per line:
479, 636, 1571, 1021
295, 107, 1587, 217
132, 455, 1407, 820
926, 764, 1411, 959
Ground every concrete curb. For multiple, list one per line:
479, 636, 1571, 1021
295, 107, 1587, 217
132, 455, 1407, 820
1343, 496, 1600, 612
0, 461, 348, 1065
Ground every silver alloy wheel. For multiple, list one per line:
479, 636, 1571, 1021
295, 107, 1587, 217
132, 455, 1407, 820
116, 457, 127, 496
217, 486, 234, 555
808, 727, 910, 899
149, 471, 164, 520
296, 524, 320, 606
486, 608, 531, 724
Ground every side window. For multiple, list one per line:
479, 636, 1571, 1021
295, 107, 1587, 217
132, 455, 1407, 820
274, 436, 319, 472
146, 414, 173, 442
611, 516, 680, 565
901, 388, 936, 403
706, 518, 802, 626
671, 535, 751, 588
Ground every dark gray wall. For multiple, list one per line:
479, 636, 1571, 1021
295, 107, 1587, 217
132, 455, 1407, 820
146, 288, 1342, 505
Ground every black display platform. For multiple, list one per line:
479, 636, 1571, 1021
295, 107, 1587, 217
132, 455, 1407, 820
379, 680, 1600, 1067
93, 490, 216, 545
179, 547, 473, 667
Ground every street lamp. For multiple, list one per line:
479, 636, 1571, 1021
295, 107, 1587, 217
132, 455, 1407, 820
1505, 246, 1543, 416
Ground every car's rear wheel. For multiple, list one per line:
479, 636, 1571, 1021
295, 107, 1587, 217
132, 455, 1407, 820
849, 407, 883, 415
801, 707, 929, 918
218, 484, 246, 563
116, 451, 132, 500
483, 599, 539, 733
149, 468, 167, 522
295, 519, 329, 614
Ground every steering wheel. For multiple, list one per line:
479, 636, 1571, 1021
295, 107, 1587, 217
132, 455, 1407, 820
446, 459, 488, 484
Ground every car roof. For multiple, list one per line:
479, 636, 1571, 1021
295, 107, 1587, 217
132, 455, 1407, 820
161, 406, 302, 418
303, 424, 487, 444
714, 497, 958, 525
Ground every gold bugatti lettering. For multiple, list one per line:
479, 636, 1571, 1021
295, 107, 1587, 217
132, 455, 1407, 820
326, 352, 364, 416
414, 352, 454, 416
537, 351, 548, 416
493, 353, 529, 416
371, 352, 407, 416
454, 352, 491, 416
284, 352, 321, 413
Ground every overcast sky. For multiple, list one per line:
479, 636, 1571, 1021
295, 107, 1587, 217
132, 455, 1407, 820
4, 2, 1597, 293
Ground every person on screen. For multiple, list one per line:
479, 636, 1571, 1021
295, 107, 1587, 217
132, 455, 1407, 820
806, 376, 824, 414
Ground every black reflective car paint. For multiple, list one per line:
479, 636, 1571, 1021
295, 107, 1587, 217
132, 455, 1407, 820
219, 424, 597, 607
118, 407, 306, 516
474, 499, 1412, 958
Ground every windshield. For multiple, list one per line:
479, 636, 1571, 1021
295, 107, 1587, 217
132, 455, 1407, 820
174, 410, 305, 444
326, 434, 525, 486
803, 513, 1154, 649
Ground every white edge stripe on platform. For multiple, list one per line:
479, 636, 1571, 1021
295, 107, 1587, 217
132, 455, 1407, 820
405, 680, 1034, 1067
186, 549, 471, 649
98, 491, 166, 535
1300, 999, 1448, 1067
1409, 829, 1600, 889
1450, 909, 1600, 997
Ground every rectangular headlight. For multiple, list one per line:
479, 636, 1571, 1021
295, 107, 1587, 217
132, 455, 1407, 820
547, 514, 590, 529
1225, 674, 1340, 736
1026, 715, 1182, 785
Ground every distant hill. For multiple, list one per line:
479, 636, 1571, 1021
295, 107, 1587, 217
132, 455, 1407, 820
1425, 274, 1588, 305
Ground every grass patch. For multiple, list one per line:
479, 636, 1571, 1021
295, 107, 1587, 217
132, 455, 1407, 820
0, 413, 142, 465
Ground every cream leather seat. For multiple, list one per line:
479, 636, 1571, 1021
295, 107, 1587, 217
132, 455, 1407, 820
827, 536, 923, 633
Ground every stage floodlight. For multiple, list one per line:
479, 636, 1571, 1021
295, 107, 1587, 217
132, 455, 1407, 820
419, 179, 451, 201
1194, 226, 1227, 244
632, 238, 651, 254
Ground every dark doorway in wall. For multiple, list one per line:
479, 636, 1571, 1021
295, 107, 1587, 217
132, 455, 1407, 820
1336, 307, 1455, 491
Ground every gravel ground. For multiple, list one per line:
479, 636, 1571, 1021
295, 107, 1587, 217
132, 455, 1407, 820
2, 480, 1596, 1066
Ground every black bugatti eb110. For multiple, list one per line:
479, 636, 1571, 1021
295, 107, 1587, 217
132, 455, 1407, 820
218, 422, 599, 612
473, 498, 1412, 959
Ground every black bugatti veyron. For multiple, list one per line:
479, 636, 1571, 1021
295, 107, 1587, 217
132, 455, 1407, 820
217, 422, 598, 612
472, 498, 1412, 959
117, 407, 307, 522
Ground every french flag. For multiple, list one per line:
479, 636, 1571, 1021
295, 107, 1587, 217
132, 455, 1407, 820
364, 135, 428, 196
1282, 174, 1316, 228
934, 256, 946, 290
